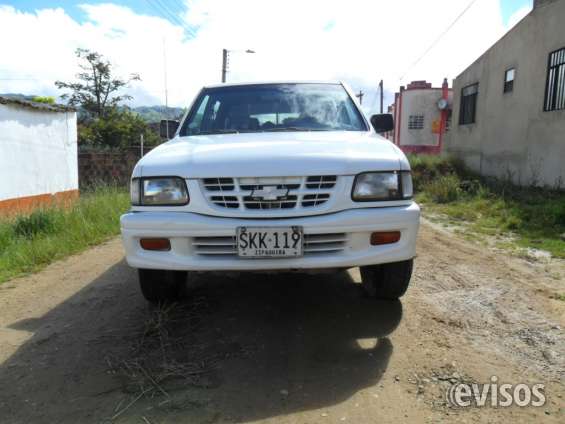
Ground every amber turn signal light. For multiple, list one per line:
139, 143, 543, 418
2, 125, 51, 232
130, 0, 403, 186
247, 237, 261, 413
370, 231, 401, 246
140, 238, 171, 251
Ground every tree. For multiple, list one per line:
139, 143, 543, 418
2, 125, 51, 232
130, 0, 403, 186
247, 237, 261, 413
32, 96, 55, 104
55, 48, 140, 118
78, 108, 160, 149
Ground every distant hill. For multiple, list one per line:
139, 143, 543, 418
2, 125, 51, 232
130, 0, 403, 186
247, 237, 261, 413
131, 106, 185, 123
0, 93, 39, 101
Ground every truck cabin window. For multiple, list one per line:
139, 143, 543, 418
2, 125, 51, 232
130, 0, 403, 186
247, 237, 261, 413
180, 83, 368, 136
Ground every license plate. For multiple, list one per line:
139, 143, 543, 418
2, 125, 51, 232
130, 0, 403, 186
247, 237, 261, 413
236, 226, 303, 258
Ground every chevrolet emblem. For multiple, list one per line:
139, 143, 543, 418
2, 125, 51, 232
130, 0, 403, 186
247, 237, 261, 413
251, 186, 289, 200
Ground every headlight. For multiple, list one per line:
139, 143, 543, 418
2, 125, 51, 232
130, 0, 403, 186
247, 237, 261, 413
131, 177, 189, 206
352, 171, 413, 201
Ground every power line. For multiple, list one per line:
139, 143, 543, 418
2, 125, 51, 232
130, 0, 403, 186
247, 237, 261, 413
170, 0, 189, 14
0, 78, 53, 81
164, 0, 198, 38
399, 0, 478, 81
144, 0, 197, 38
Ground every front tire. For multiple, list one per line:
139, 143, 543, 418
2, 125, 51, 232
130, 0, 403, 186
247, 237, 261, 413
360, 260, 413, 300
138, 269, 187, 303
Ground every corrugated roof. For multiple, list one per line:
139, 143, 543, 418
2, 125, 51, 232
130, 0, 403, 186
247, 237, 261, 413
0, 96, 76, 113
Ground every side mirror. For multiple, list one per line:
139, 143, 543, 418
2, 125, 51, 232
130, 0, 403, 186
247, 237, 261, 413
370, 114, 394, 133
160, 120, 180, 139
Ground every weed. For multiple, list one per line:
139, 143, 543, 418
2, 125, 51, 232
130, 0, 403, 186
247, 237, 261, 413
0, 185, 129, 283
422, 174, 462, 203
410, 155, 565, 258
13, 210, 58, 239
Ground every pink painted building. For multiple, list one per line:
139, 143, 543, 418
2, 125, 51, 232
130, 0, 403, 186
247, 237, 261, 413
386, 79, 452, 155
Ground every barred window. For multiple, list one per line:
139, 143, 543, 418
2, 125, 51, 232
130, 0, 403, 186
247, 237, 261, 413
459, 83, 478, 125
408, 115, 424, 130
544, 47, 565, 111
504, 68, 515, 93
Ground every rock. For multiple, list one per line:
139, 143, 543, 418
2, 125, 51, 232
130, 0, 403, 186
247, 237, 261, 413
280, 389, 289, 396
526, 248, 552, 262
321, 412, 329, 417
394, 375, 400, 382
542, 350, 557, 364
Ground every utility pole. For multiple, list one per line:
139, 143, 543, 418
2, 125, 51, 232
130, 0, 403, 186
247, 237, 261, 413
140, 134, 144, 157
379, 79, 384, 113
221, 48, 228, 83
221, 49, 255, 83
356, 90, 364, 105
163, 38, 169, 139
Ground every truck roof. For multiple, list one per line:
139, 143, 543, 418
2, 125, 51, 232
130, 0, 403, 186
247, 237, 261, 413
203, 80, 343, 89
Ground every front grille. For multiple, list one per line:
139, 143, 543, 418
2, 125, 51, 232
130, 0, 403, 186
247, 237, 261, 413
192, 233, 347, 256
305, 175, 337, 189
242, 195, 298, 209
203, 178, 235, 191
201, 176, 337, 210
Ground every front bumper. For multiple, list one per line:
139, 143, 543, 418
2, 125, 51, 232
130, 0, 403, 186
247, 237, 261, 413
120, 203, 420, 271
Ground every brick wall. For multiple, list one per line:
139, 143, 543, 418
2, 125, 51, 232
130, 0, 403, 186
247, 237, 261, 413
78, 149, 150, 188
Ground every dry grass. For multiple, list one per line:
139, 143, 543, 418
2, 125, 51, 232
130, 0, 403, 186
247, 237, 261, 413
105, 297, 222, 420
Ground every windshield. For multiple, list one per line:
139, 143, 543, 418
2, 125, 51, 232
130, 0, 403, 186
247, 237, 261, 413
179, 83, 368, 136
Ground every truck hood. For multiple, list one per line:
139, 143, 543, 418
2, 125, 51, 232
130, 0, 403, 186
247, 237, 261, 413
135, 131, 408, 178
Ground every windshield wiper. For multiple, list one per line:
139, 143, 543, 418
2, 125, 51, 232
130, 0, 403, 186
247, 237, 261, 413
197, 129, 240, 135
262, 127, 328, 132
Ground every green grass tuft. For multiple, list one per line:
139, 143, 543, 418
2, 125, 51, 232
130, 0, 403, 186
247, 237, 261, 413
13, 210, 59, 239
421, 175, 462, 204
410, 154, 565, 259
0, 185, 129, 283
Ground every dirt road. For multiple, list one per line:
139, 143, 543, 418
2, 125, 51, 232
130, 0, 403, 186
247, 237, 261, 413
0, 222, 563, 423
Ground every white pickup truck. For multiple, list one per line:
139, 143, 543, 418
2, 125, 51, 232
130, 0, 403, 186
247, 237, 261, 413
120, 81, 420, 302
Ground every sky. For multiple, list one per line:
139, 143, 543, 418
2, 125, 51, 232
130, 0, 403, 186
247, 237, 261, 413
0, 0, 533, 113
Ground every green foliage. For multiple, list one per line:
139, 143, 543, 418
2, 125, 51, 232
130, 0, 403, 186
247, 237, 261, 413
13, 210, 58, 239
133, 106, 186, 123
32, 96, 55, 105
55, 48, 140, 119
408, 154, 468, 190
0, 186, 129, 283
421, 174, 462, 203
410, 154, 565, 258
54, 48, 155, 148
79, 108, 160, 148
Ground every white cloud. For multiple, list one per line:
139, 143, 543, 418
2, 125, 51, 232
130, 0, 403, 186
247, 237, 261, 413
0, 0, 531, 113
506, 5, 531, 28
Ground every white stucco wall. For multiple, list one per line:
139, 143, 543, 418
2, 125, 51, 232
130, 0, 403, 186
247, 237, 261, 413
447, 0, 565, 188
0, 104, 78, 201
398, 89, 453, 146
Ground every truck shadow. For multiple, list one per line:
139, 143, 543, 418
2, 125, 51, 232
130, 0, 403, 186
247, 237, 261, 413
0, 262, 403, 423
